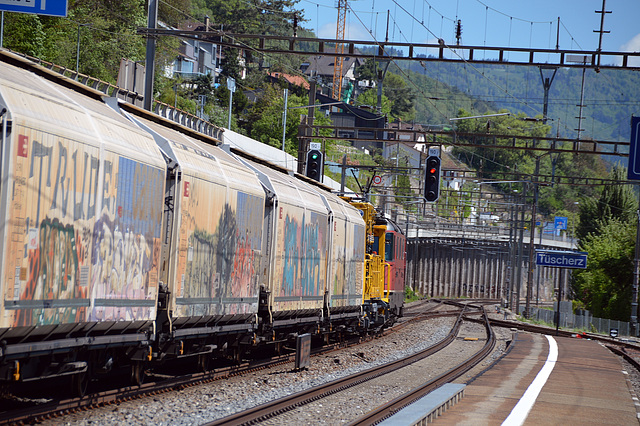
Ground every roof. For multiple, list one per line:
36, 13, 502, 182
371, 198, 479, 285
303, 52, 363, 78
268, 72, 310, 90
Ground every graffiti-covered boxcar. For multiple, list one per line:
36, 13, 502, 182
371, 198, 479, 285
0, 50, 404, 394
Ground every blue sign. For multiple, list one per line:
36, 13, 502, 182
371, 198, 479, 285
0, 0, 68, 17
536, 251, 587, 269
628, 116, 640, 180
554, 216, 568, 231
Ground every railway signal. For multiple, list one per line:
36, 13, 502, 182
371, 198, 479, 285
424, 155, 441, 202
306, 149, 323, 181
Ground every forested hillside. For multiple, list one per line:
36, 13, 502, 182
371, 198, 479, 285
402, 60, 640, 142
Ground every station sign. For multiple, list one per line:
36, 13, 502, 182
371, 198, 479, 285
554, 216, 568, 231
0, 0, 68, 17
536, 250, 587, 269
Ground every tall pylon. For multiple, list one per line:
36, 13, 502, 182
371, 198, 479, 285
332, 0, 347, 100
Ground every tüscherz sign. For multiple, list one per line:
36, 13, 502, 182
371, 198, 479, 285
535, 251, 588, 269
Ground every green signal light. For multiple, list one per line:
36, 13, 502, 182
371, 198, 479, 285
311, 153, 318, 160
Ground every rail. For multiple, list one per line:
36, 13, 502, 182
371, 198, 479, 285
349, 308, 495, 425
205, 309, 468, 425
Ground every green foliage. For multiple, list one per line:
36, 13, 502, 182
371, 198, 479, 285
571, 165, 638, 321
2, 13, 47, 57
355, 88, 391, 114
353, 63, 416, 120
404, 286, 422, 302
383, 73, 416, 121
572, 218, 636, 321
324, 141, 379, 194
354, 59, 377, 83
241, 85, 332, 156
192, 0, 301, 35
403, 61, 640, 142
2, 1, 148, 82
451, 108, 609, 218
576, 165, 636, 241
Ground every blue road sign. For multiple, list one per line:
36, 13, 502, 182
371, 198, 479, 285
628, 117, 640, 180
536, 251, 587, 269
0, 0, 68, 17
554, 216, 568, 230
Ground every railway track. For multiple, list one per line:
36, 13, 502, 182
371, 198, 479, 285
0, 304, 464, 424
205, 306, 495, 426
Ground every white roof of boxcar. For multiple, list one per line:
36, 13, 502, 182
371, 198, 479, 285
124, 111, 264, 199
222, 129, 343, 191
0, 61, 165, 169
240, 157, 329, 217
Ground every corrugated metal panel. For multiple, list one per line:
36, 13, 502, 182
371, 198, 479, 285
0, 61, 166, 329
223, 129, 298, 172
243, 160, 329, 313
323, 193, 365, 308
127, 115, 265, 318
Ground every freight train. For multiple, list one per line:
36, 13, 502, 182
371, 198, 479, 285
0, 49, 406, 395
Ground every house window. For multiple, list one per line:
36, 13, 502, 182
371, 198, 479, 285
180, 59, 193, 74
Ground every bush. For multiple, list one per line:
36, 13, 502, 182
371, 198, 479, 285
404, 286, 422, 302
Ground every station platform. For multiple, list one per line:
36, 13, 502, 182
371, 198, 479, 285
438, 332, 639, 425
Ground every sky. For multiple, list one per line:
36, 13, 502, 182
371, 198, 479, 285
298, 0, 639, 63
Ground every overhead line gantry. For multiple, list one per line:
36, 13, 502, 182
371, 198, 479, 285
137, 28, 640, 71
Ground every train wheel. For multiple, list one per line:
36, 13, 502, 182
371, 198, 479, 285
71, 371, 90, 397
131, 361, 146, 386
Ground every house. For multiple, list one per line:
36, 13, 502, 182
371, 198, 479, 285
301, 49, 363, 98
314, 92, 386, 152
163, 21, 247, 83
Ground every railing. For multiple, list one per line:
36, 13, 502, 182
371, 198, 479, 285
400, 218, 577, 249
2, 48, 224, 142
527, 306, 630, 337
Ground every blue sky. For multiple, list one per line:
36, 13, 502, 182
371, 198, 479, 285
299, 0, 639, 60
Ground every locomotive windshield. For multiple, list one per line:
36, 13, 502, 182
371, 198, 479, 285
385, 233, 394, 262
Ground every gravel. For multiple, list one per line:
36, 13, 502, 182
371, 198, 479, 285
48, 304, 513, 426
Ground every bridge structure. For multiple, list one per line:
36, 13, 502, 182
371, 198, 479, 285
396, 214, 576, 315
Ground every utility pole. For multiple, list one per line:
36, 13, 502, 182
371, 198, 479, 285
143, 0, 158, 111
633, 187, 640, 336
525, 158, 542, 319
594, 0, 611, 72
539, 67, 558, 124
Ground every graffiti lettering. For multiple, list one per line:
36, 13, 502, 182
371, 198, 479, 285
28, 140, 53, 224
116, 157, 164, 238
50, 141, 68, 217
282, 213, 324, 297
14, 218, 86, 327
71, 150, 100, 221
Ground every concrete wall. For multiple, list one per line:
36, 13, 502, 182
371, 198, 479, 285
406, 237, 571, 306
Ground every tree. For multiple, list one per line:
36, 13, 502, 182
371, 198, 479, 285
1, 13, 47, 57
571, 165, 638, 321
572, 218, 636, 320
245, 85, 332, 156
354, 59, 377, 83
383, 73, 416, 121
193, 0, 303, 35
576, 165, 636, 241
355, 89, 391, 115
